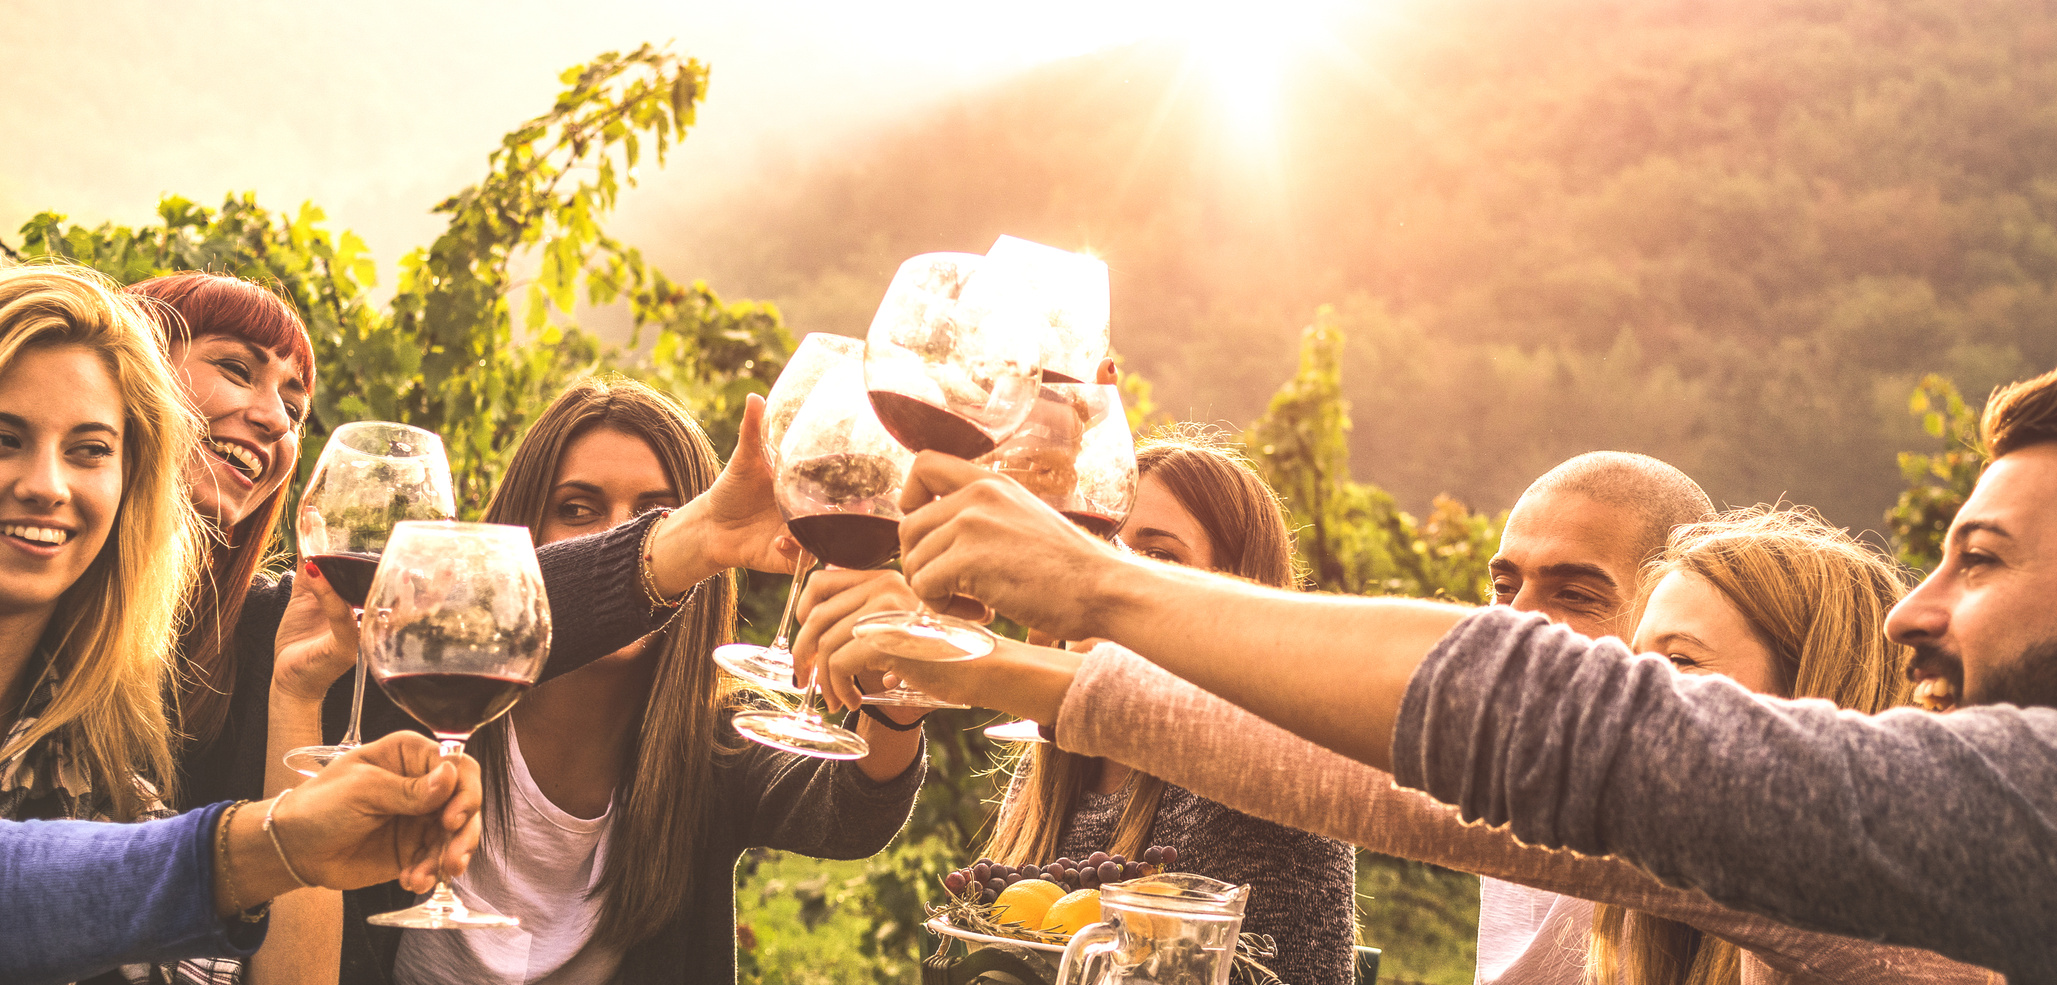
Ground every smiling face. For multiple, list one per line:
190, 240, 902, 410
170, 335, 307, 530
536, 427, 681, 546
1490, 488, 1649, 640
1119, 474, 1218, 572
0, 346, 125, 618
1632, 569, 1784, 695
1888, 444, 2057, 712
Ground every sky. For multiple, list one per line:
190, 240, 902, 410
0, 0, 1332, 288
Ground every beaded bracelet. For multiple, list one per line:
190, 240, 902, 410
263, 789, 314, 890
215, 800, 268, 922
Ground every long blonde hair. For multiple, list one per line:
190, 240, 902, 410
1586, 507, 1914, 985
0, 264, 205, 820
984, 432, 1296, 864
474, 375, 751, 948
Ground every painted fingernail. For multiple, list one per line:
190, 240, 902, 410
303, 561, 322, 579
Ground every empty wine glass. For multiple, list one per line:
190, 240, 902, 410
981, 383, 1135, 743
857, 253, 1041, 662
362, 522, 551, 929
712, 332, 866, 694
284, 422, 457, 777
969, 234, 1111, 385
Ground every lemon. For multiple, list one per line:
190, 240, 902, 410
991, 879, 1067, 929
1039, 888, 1102, 936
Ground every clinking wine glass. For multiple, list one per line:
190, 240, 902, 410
979, 383, 1136, 743
362, 521, 551, 930
284, 421, 457, 777
711, 332, 868, 694
971, 234, 1111, 385
856, 252, 1040, 661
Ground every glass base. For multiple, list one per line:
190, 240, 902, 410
982, 719, 1047, 743
862, 687, 970, 710
283, 742, 358, 779
366, 887, 519, 929
851, 611, 996, 662
732, 709, 870, 760
711, 643, 805, 694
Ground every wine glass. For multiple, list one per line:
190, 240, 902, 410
729, 361, 917, 760
856, 253, 1041, 661
284, 422, 457, 776
711, 332, 867, 694
980, 383, 1135, 743
362, 521, 551, 930
969, 234, 1111, 385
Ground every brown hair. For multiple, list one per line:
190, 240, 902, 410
1982, 365, 2057, 459
0, 264, 206, 819
128, 272, 314, 749
984, 428, 1296, 864
474, 375, 746, 949
1586, 507, 1914, 985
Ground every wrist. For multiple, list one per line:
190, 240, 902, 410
1078, 550, 1157, 642
214, 799, 297, 918
268, 684, 329, 718
649, 500, 721, 597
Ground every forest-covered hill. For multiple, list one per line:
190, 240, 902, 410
667, 0, 2057, 527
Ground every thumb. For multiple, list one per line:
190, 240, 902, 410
729, 393, 769, 474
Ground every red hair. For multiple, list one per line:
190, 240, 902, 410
129, 272, 316, 750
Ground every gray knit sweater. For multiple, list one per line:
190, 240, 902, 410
1393, 608, 2057, 984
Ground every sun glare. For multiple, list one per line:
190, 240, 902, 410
1166, 0, 1347, 151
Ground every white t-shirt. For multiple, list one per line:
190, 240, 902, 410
1474, 877, 1591, 984
393, 724, 625, 985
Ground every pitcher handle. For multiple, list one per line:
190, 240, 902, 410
1055, 921, 1120, 985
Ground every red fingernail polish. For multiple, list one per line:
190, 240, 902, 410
304, 561, 322, 578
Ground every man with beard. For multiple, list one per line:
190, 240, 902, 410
881, 368, 2057, 982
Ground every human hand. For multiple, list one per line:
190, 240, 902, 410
896, 452, 1131, 642
271, 732, 483, 893
650, 393, 800, 591
790, 567, 986, 711
271, 562, 361, 705
877, 637, 1083, 724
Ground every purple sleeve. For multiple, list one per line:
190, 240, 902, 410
1390, 607, 2057, 982
0, 802, 265, 984
533, 509, 673, 681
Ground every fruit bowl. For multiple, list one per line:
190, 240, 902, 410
924, 915, 1067, 954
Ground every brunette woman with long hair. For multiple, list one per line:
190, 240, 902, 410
337, 376, 924, 985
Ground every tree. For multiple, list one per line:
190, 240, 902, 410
1885, 374, 1984, 571
5, 43, 790, 515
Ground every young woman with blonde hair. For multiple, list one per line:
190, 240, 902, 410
0, 264, 210, 983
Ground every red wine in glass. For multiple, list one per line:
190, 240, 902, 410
1060, 511, 1120, 540
786, 514, 902, 571
374, 672, 532, 739
308, 551, 381, 608
866, 390, 1000, 460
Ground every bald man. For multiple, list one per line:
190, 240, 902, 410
1474, 453, 1713, 982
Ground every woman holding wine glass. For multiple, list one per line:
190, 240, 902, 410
320, 377, 923, 985
792, 431, 1359, 985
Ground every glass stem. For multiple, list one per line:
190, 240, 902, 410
767, 547, 817, 652
339, 645, 368, 747
424, 738, 468, 910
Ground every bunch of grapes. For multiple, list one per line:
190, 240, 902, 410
941, 846, 1181, 905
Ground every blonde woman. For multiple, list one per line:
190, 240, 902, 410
0, 265, 209, 978
818, 506, 2000, 983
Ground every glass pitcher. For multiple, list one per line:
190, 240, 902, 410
1055, 872, 1251, 985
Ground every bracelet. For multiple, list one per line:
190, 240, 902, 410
640, 509, 699, 609
860, 702, 928, 732
216, 800, 268, 922
263, 789, 314, 889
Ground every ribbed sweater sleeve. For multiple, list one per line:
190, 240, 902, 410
1391, 608, 2057, 983
1057, 641, 1998, 985
0, 803, 265, 985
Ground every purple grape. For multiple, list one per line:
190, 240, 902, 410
1160, 846, 1178, 866
973, 863, 991, 883
1110, 854, 1127, 865
986, 877, 1007, 894
1098, 861, 1121, 883
1054, 857, 1075, 869
1086, 851, 1110, 866
977, 857, 994, 866
1020, 864, 1041, 880
1122, 862, 1142, 879
1005, 872, 1022, 885
943, 871, 968, 894
1143, 846, 1165, 864
1081, 868, 1100, 887
980, 888, 998, 905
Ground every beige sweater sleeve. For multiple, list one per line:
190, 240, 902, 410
1055, 643, 1997, 985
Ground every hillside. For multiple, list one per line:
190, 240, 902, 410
663, 0, 2057, 526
